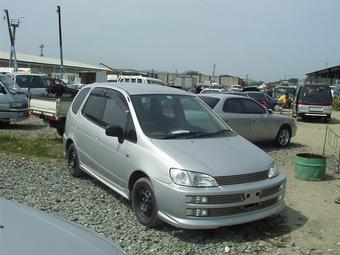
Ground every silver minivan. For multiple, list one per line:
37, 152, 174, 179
63, 83, 286, 229
0, 74, 29, 124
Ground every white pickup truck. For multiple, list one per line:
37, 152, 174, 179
30, 96, 73, 136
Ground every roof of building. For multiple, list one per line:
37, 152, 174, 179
306, 64, 340, 76
0, 50, 109, 71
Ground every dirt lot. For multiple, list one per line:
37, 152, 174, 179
1, 111, 340, 254
268, 110, 340, 254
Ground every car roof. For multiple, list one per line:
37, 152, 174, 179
85, 82, 192, 96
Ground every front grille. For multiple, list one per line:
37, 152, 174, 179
260, 185, 281, 198
208, 198, 278, 217
214, 170, 269, 186
208, 194, 244, 204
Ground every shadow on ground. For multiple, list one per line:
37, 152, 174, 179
255, 141, 306, 153
0, 123, 46, 131
159, 206, 307, 246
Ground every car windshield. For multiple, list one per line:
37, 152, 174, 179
131, 94, 230, 139
0, 76, 22, 94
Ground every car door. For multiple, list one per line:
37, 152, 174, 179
222, 98, 251, 140
77, 88, 108, 174
241, 98, 274, 141
97, 89, 137, 191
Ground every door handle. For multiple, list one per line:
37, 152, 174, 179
95, 136, 101, 141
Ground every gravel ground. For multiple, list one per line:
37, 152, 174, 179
1, 115, 340, 255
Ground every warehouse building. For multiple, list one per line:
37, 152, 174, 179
306, 65, 340, 85
0, 50, 110, 84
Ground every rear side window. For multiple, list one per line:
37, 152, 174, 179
242, 99, 266, 114
82, 89, 107, 124
71, 88, 90, 114
223, 98, 244, 113
198, 96, 220, 109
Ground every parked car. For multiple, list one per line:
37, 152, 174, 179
292, 84, 333, 122
199, 94, 296, 147
1, 197, 126, 255
0, 74, 29, 125
7, 72, 48, 97
63, 83, 286, 229
245, 91, 273, 109
117, 75, 165, 85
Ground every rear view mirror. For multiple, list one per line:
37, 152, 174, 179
105, 125, 124, 143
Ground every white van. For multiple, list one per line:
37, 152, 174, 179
117, 75, 165, 85
0, 74, 29, 125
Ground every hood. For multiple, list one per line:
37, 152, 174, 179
0, 198, 126, 255
151, 134, 273, 176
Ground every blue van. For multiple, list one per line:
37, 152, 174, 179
0, 74, 29, 125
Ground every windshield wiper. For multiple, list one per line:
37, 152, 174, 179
162, 131, 206, 139
162, 130, 230, 139
189, 129, 231, 138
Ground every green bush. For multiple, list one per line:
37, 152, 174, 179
334, 98, 340, 111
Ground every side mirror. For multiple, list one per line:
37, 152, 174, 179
267, 109, 273, 114
105, 125, 124, 143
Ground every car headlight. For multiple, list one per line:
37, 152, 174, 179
9, 102, 23, 109
169, 168, 218, 187
268, 162, 278, 178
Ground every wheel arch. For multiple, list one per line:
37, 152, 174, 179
128, 170, 149, 199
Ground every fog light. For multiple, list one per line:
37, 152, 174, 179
186, 208, 194, 216
186, 196, 194, 203
186, 208, 209, 217
186, 196, 209, 204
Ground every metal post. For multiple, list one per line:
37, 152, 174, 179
57, 5, 64, 79
322, 126, 328, 155
4, 9, 18, 71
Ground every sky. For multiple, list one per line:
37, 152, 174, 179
1, 0, 340, 82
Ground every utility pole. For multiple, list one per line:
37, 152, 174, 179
212, 64, 216, 76
4, 9, 21, 71
57, 5, 64, 79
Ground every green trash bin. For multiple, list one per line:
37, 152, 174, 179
295, 153, 326, 181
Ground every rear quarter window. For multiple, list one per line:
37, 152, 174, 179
71, 88, 91, 114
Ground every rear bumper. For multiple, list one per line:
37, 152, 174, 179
297, 105, 332, 117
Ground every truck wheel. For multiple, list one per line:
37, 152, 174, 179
67, 144, 84, 177
132, 178, 161, 227
275, 126, 291, 147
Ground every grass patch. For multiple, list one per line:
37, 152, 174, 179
334, 98, 340, 111
0, 134, 64, 160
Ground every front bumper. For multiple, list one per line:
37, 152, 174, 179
0, 109, 29, 122
152, 172, 286, 229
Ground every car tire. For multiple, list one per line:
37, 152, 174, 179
56, 126, 65, 136
275, 126, 291, 147
67, 143, 84, 177
132, 177, 161, 227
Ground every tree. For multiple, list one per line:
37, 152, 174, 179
288, 78, 299, 84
